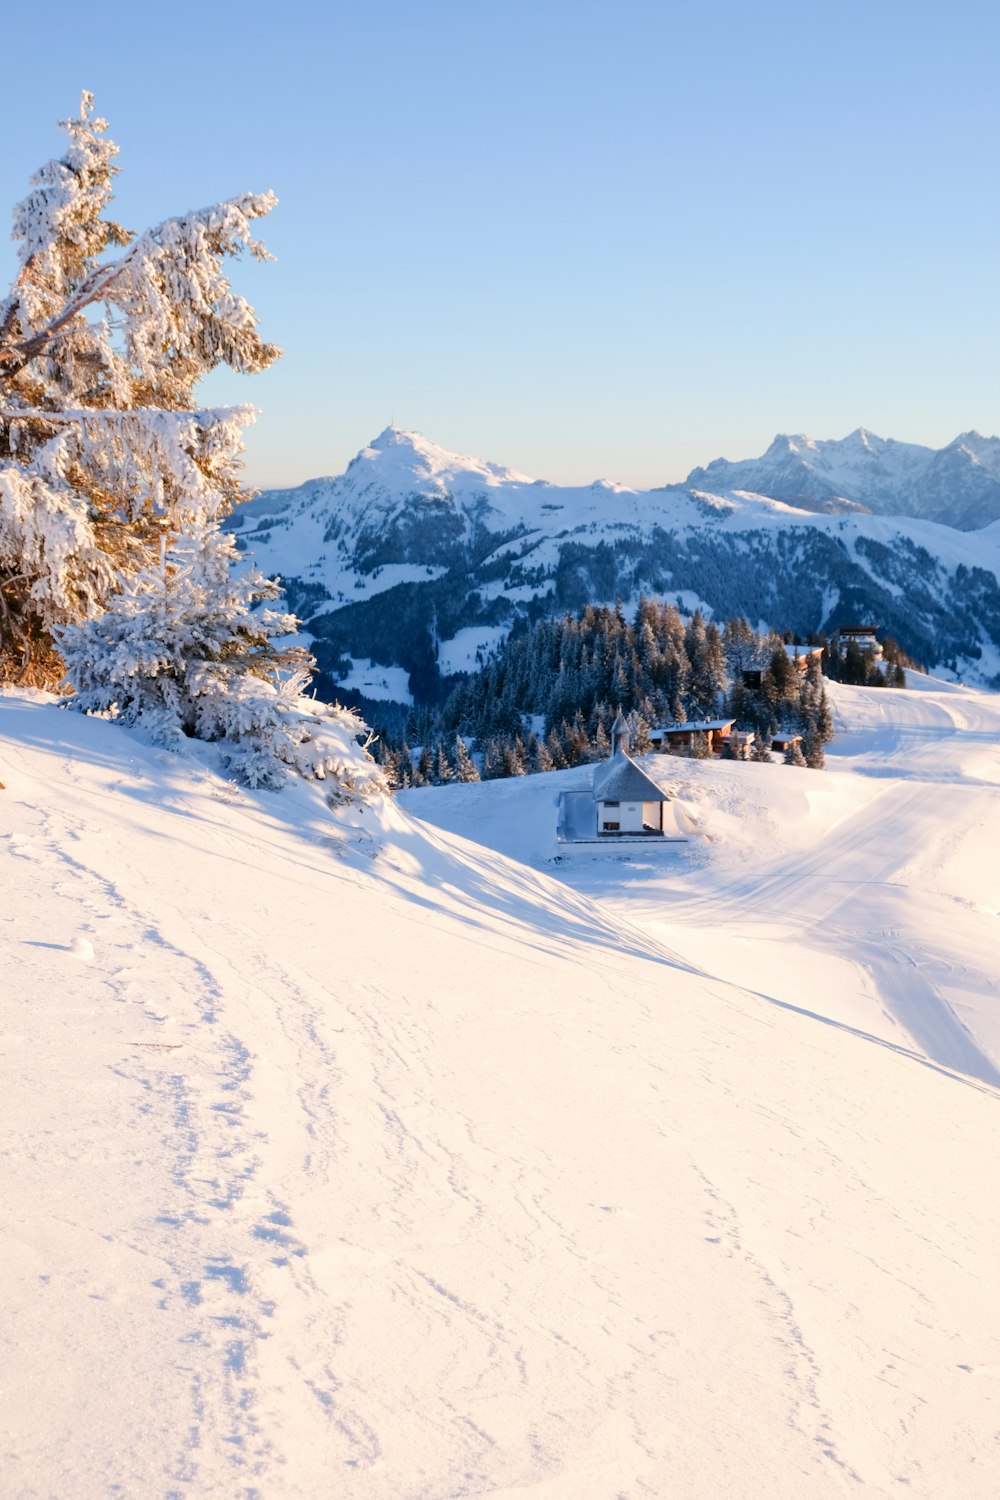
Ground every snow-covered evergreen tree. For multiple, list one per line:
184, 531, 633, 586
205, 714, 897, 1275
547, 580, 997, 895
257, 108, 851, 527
0, 94, 278, 685
415, 746, 434, 786
531, 735, 554, 773
453, 735, 480, 783
783, 738, 807, 768
802, 732, 825, 769
626, 709, 653, 756
502, 737, 527, 777
434, 741, 454, 784
592, 718, 611, 760
544, 727, 568, 770
481, 737, 505, 781
685, 613, 726, 720
0, 95, 383, 796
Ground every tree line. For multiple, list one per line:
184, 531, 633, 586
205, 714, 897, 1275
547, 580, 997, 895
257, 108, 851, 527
374, 600, 852, 786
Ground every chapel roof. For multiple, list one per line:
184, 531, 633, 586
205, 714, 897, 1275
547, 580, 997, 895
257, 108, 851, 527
592, 749, 669, 803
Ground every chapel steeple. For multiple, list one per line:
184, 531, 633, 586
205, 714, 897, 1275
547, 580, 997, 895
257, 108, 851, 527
610, 709, 630, 757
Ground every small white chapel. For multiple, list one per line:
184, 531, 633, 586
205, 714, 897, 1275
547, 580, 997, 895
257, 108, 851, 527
557, 711, 685, 844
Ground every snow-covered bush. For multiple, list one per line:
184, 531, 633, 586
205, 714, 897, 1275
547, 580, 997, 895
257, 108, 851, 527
55, 523, 385, 798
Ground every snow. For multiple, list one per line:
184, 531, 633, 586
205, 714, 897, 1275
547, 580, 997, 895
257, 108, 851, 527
405, 677, 1000, 1081
4, 679, 1000, 1497
437, 625, 509, 675
685, 428, 999, 526
335, 656, 413, 704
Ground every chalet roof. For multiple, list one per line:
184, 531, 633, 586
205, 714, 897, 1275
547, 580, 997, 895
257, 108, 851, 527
838, 624, 878, 635
784, 644, 822, 658
653, 718, 735, 735
592, 749, 669, 803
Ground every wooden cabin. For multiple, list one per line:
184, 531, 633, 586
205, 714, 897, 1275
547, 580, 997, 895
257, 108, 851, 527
650, 718, 736, 756
784, 644, 823, 673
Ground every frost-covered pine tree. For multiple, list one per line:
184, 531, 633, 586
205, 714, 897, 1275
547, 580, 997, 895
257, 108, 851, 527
783, 738, 807, 768
0, 93, 279, 684
481, 737, 505, 781
434, 741, 454, 785
1, 95, 383, 797
531, 735, 554, 773
453, 735, 480, 783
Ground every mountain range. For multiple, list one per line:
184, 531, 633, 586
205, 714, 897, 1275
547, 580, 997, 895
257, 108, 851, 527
687, 428, 1000, 529
230, 427, 1000, 709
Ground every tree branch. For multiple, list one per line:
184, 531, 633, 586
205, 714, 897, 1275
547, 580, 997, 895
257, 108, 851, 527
0, 259, 128, 384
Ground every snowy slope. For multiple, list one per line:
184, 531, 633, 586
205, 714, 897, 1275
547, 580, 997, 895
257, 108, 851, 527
404, 675, 1000, 1083
231, 428, 1000, 700
4, 686, 1000, 1497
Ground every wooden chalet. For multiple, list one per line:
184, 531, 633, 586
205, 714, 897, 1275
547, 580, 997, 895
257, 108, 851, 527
650, 718, 736, 756
784, 644, 823, 673
770, 731, 803, 753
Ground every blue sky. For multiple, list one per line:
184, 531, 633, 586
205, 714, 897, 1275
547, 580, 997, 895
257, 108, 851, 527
1, 0, 998, 488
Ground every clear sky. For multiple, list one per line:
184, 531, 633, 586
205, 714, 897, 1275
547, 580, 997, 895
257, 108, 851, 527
1, 0, 998, 490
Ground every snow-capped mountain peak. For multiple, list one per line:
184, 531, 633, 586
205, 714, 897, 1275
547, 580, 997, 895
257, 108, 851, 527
350, 425, 535, 494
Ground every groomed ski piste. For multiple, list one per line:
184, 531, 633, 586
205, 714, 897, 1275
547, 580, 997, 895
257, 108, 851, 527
2, 673, 999, 1498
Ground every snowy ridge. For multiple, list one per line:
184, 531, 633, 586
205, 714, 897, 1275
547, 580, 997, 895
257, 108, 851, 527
4, 680, 1000, 1496
231, 428, 1000, 697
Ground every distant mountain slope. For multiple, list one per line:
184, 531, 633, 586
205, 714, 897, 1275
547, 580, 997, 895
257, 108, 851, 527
230, 428, 1000, 706
686, 428, 1000, 530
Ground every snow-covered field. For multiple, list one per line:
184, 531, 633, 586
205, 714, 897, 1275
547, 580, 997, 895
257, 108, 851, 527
405, 676, 1000, 1086
3, 678, 1000, 1497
